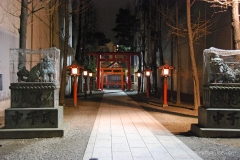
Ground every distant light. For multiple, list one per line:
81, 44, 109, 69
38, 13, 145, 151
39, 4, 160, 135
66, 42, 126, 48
137, 72, 141, 78
89, 72, 93, 77
146, 71, 151, 77
83, 70, 88, 77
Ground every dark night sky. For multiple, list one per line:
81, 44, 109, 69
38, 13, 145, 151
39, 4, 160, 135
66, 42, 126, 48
93, 0, 134, 44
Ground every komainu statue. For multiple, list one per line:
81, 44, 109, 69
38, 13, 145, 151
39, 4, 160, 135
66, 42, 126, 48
209, 54, 236, 83
17, 62, 29, 82
17, 55, 55, 82
39, 56, 55, 82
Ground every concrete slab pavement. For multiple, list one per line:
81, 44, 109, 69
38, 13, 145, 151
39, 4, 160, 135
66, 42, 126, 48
83, 90, 202, 160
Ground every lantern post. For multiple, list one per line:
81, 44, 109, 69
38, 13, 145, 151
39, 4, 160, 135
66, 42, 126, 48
135, 70, 142, 94
67, 62, 84, 107
83, 69, 88, 99
89, 71, 93, 95
158, 62, 174, 107
144, 68, 153, 98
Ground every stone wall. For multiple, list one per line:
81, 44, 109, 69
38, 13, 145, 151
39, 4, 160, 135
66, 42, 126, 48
0, 28, 19, 114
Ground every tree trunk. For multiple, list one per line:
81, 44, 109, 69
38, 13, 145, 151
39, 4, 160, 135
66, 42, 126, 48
75, 3, 82, 62
176, 0, 181, 105
153, 39, 157, 95
20, 0, 28, 49
76, 3, 83, 93
186, 0, 200, 109
232, 0, 240, 49
140, 11, 146, 92
158, 5, 164, 99
59, 0, 69, 105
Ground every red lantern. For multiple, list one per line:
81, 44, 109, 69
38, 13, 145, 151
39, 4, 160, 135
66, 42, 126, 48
135, 71, 142, 78
67, 61, 84, 107
67, 62, 84, 76
158, 62, 174, 107
144, 68, 153, 77
143, 68, 153, 98
158, 62, 174, 77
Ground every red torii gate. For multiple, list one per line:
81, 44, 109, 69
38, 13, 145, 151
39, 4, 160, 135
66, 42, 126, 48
88, 52, 140, 90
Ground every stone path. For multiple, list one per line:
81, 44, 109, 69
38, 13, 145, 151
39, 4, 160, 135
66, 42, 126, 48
83, 90, 202, 160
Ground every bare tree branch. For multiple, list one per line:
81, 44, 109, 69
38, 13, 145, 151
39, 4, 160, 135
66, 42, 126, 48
191, 0, 196, 7
0, 1, 20, 18
202, 0, 240, 49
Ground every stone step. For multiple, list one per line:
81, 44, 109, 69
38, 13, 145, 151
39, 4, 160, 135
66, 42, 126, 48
191, 124, 240, 138
0, 122, 70, 139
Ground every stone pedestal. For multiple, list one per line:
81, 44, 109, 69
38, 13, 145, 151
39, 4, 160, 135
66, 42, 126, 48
0, 83, 69, 139
191, 84, 240, 137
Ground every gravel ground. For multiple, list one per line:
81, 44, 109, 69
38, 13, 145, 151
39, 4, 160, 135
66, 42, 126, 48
0, 92, 103, 160
0, 90, 240, 160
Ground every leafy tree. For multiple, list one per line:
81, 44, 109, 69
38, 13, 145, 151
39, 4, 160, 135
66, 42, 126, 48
75, 1, 109, 62
75, 0, 92, 64
93, 31, 110, 46
112, 8, 138, 50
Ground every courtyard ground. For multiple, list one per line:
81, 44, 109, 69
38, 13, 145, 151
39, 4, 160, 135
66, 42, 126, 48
0, 90, 239, 159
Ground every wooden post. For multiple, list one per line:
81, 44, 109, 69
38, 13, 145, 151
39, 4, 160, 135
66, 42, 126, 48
146, 77, 149, 98
89, 77, 92, 95
84, 77, 87, 99
138, 77, 141, 94
73, 76, 77, 106
101, 69, 104, 91
127, 54, 131, 90
121, 69, 124, 91
163, 77, 168, 107
97, 55, 100, 90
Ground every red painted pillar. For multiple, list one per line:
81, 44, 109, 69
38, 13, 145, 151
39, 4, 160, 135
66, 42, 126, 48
138, 77, 141, 94
163, 77, 168, 107
73, 76, 77, 106
106, 74, 108, 87
127, 54, 131, 90
84, 77, 87, 99
101, 71, 104, 91
121, 70, 124, 91
97, 55, 100, 90
146, 77, 149, 98
89, 77, 92, 95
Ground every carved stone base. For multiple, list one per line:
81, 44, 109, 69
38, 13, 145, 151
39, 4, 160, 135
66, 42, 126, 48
0, 83, 69, 139
203, 83, 240, 108
4, 106, 63, 129
198, 107, 240, 129
191, 106, 240, 137
0, 105, 70, 139
192, 84, 240, 137
10, 83, 59, 108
